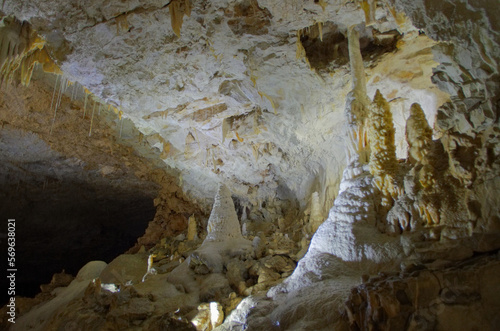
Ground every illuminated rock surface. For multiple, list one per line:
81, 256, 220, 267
0, 0, 499, 329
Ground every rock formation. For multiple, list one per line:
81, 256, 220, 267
205, 184, 244, 242
0, 0, 499, 330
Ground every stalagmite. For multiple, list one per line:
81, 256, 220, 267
141, 254, 157, 282
187, 184, 252, 275
405, 103, 439, 225
406, 103, 432, 164
205, 184, 243, 242
368, 89, 399, 209
309, 192, 323, 233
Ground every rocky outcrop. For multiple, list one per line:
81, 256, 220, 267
343, 252, 500, 330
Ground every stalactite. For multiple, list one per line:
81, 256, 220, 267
70, 82, 76, 101
360, 0, 377, 26
89, 99, 96, 137
0, 17, 62, 86
295, 29, 311, 68
318, 22, 323, 42
169, 0, 191, 38
345, 26, 371, 164
252, 143, 260, 162
211, 150, 217, 172
384, 0, 407, 26
49, 75, 60, 123
316, 0, 327, 11
119, 118, 124, 138
50, 76, 67, 135
83, 93, 88, 118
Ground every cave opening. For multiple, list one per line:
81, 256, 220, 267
0, 178, 156, 306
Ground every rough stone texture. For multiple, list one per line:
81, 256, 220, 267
343, 253, 500, 331
99, 254, 148, 285
3, 261, 107, 331
1, 0, 448, 221
0, 0, 499, 330
0, 70, 202, 302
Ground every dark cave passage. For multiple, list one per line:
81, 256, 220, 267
0, 180, 156, 305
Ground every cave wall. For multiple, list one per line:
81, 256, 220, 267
0, 69, 203, 305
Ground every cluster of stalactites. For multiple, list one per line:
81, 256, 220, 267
295, 22, 324, 69
359, 0, 377, 26
368, 90, 400, 208
405, 103, 439, 225
345, 26, 371, 165
0, 16, 62, 86
169, 0, 191, 37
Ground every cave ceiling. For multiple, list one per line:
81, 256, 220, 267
0, 0, 496, 217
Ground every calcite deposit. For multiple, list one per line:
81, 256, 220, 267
0, 0, 499, 329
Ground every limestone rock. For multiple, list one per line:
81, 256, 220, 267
343, 254, 500, 331
263, 255, 296, 274
191, 302, 224, 331
11, 261, 107, 331
99, 254, 148, 285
